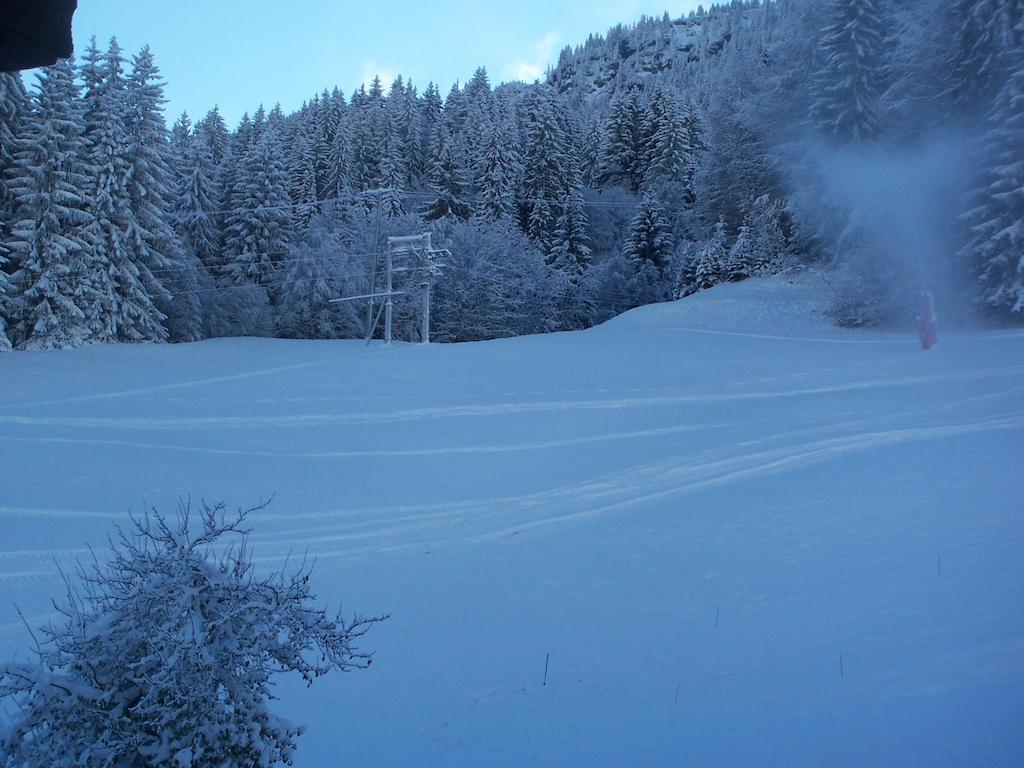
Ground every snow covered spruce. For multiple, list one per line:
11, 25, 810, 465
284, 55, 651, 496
0, 502, 385, 767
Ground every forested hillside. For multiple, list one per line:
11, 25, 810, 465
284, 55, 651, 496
1, 0, 1021, 351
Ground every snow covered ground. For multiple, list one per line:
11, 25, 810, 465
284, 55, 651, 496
1, 276, 1022, 766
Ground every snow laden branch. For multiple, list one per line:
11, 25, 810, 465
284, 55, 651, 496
0, 500, 387, 767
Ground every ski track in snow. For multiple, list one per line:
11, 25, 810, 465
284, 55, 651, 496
467, 415, 1024, 544
2, 412, 1019, 586
0, 422, 733, 459
0, 505, 117, 520
0, 357, 336, 410
1, 365, 1021, 431
661, 326, 913, 344
661, 325, 1024, 345
237, 413, 1024, 562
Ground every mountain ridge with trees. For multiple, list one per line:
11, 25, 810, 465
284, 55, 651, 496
1, 0, 1021, 351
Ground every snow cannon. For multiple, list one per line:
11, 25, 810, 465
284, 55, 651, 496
916, 291, 938, 350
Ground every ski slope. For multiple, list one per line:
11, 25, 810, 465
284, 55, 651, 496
1, 276, 1022, 766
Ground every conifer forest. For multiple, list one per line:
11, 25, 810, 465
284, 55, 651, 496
0, 0, 1021, 350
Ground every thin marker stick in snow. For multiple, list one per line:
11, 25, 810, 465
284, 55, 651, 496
839, 653, 844, 678
543, 653, 549, 686
715, 606, 720, 628
674, 683, 681, 707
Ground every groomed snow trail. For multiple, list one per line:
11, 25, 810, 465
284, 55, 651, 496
1, 277, 1021, 766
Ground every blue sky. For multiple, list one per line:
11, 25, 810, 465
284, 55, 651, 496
71, 0, 705, 127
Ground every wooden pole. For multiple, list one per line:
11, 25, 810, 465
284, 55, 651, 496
421, 233, 433, 344
384, 239, 393, 345
366, 196, 381, 340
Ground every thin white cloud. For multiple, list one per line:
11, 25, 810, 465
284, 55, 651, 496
502, 32, 560, 83
361, 59, 398, 90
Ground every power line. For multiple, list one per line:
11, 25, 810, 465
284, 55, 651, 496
173, 261, 654, 310
163, 237, 663, 308
143, 247, 389, 281
0, 186, 650, 221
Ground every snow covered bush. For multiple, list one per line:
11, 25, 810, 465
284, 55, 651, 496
431, 216, 554, 341
0, 501, 385, 767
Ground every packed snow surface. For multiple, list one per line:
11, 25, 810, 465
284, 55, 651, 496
1, 277, 1022, 766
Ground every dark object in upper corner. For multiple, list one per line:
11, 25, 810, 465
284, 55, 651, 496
0, 0, 77, 72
